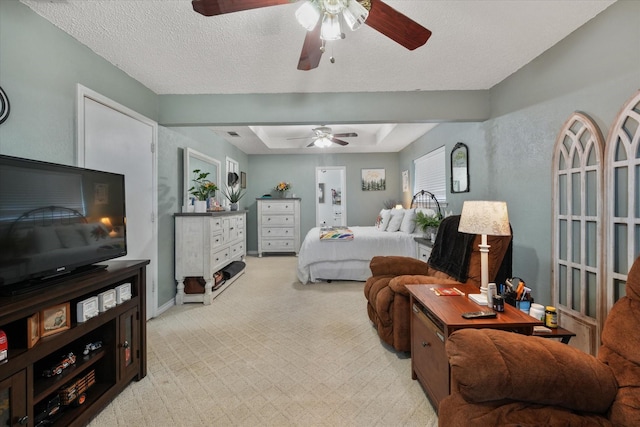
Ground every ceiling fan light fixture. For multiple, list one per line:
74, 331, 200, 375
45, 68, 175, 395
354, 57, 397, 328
295, 1, 321, 31
314, 136, 333, 148
342, 0, 368, 31
320, 13, 342, 41
322, 0, 347, 15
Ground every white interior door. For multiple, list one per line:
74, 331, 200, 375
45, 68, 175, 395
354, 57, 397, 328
316, 167, 346, 227
76, 85, 158, 320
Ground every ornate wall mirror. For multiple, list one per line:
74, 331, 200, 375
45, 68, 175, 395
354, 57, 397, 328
451, 142, 469, 193
183, 148, 221, 207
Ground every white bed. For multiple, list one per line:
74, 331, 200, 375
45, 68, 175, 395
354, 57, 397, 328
296, 226, 418, 284
296, 190, 442, 284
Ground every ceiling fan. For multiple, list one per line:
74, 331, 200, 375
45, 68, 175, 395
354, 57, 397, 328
288, 126, 358, 147
191, 0, 432, 70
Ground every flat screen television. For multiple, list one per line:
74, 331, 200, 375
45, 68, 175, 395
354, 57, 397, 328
0, 154, 127, 296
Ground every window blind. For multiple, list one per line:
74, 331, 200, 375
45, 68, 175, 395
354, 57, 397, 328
414, 146, 446, 203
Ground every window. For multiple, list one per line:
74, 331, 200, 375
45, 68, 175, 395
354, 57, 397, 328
414, 146, 446, 203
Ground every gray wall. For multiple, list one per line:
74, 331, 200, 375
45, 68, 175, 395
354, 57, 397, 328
0, 0, 158, 164
245, 153, 401, 253
400, 1, 640, 306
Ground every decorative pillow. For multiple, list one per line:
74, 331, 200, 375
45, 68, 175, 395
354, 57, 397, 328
400, 208, 416, 234
386, 209, 405, 232
375, 209, 392, 231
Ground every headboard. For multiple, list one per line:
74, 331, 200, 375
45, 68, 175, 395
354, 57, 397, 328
410, 190, 442, 219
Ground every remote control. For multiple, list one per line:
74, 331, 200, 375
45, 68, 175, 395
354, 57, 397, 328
461, 310, 497, 319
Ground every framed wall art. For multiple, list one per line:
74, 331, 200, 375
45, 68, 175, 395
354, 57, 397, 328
40, 302, 71, 338
28, 312, 40, 348
240, 171, 246, 189
402, 170, 409, 192
361, 168, 386, 191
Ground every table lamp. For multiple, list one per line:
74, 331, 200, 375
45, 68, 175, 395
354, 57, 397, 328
458, 201, 510, 305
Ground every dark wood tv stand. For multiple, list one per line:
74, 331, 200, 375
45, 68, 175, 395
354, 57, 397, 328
0, 260, 148, 426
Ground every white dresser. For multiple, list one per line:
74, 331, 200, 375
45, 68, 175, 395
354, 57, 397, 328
174, 211, 246, 305
257, 198, 301, 257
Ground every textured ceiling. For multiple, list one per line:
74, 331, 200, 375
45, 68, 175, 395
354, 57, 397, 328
21, 0, 616, 153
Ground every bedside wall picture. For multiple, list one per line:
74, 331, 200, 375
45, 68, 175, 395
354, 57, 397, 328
240, 171, 246, 189
402, 170, 409, 192
362, 168, 386, 191
28, 312, 40, 349
40, 302, 71, 337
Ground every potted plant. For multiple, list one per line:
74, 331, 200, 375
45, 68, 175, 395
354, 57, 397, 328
222, 186, 245, 211
189, 169, 218, 212
414, 211, 442, 242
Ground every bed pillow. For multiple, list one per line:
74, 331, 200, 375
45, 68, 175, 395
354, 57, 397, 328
375, 209, 392, 231
386, 209, 405, 232
400, 208, 416, 234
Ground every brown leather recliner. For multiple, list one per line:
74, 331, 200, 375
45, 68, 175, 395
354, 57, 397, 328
364, 215, 512, 352
439, 256, 640, 426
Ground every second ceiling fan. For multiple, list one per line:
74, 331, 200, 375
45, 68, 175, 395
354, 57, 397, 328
288, 126, 358, 147
192, 0, 432, 70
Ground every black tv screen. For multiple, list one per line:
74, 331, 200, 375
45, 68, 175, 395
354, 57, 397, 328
0, 154, 127, 295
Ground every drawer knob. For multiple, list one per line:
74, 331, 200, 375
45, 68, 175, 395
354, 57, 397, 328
421, 341, 431, 348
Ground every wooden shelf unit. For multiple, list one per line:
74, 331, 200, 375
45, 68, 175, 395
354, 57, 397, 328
0, 260, 148, 427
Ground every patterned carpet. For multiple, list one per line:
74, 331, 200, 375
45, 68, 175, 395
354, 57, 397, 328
88, 256, 438, 426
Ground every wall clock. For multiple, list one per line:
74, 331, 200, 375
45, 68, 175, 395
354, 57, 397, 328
0, 86, 9, 124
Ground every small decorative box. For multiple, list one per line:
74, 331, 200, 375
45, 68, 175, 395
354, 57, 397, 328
97, 289, 117, 312
115, 282, 132, 304
77, 296, 99, 322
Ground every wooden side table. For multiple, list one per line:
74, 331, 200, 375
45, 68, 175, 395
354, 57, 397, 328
406, 283, 543, 411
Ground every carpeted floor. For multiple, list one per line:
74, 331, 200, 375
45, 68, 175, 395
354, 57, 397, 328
88, 255, 438, 426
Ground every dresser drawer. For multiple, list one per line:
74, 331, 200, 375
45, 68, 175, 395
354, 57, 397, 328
230, 241, 244, 258
262, 215, 294, 226
211, 247, 230, 267
209, 217, 223, 231
211, 231, 224, 249
411, 303, 449, 405
262, 227, 294, 238
417, 244, 432, 263
262, 239, 295, 251
261, 202, 296, 213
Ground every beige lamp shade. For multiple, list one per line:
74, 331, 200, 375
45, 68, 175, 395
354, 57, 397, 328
458, 201, 510, 236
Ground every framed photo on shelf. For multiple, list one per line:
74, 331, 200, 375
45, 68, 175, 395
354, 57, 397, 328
27, 312, 40, 348
40, 302, 71, 338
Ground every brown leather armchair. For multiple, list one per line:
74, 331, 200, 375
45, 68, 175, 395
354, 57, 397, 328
439, 256, 640, 426
364, 215, 512, 352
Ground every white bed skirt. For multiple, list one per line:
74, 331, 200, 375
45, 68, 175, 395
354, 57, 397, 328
300, 260, 372, 283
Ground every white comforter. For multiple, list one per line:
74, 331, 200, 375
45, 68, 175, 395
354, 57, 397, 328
297, 226, 418, 284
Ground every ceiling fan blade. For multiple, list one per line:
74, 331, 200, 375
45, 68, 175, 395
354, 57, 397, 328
297, 20, 323, 71
330, 138, 349, 146
332, 132, 358, 138
365, 0, 432, 51
286, 136, 313, 140
192, 0, 295, 17
306, 141, 317, 147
